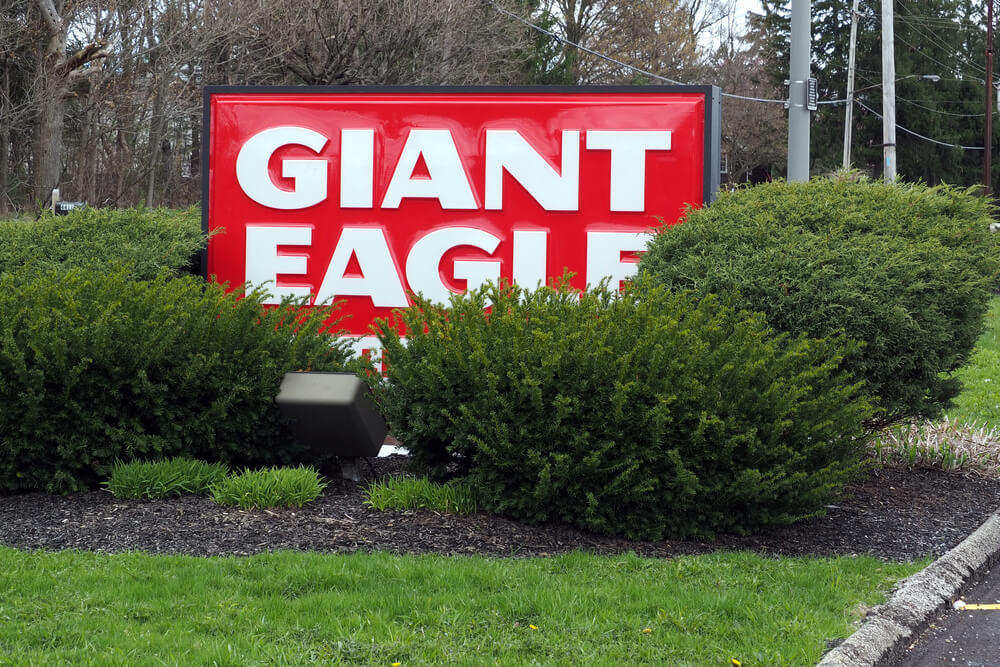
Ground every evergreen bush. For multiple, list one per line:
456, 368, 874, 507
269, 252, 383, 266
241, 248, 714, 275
0, 267, 349, 493
640, 177, 998, 429
0, 206, 205, 279
368, 278, 871, 539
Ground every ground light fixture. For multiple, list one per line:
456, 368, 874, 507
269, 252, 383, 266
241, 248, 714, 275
275, 371, 388, 481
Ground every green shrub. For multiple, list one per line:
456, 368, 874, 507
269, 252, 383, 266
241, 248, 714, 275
364, 476, 479, 514
105, 458, 230, 499
0, 206, 205, 279
368, 278, 871, 539
0, 267, 350, 493
210, 466, 327, 509
640, 177, 998, 429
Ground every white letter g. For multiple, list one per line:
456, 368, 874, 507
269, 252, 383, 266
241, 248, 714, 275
236, 126, 328, 209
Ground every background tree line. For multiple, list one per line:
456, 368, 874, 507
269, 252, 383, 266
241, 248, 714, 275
0, 0, 993, 214
758, 0, 997, 190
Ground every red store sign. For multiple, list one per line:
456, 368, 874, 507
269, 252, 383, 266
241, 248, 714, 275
203, 86, 721, 349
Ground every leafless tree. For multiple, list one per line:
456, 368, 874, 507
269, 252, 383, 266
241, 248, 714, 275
709, 8, 785, 184
252, 0, 529, 86
0, 0, 534, 211
1, 0, 766, 212
0, 3, 38, 212
30, 0, 108, 205
536, 0, 730, 84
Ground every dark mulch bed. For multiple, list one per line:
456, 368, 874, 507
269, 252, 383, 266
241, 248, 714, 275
1, 455, 998, 562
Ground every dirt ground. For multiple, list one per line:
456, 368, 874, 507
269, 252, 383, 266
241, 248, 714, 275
2, 456, 998, 562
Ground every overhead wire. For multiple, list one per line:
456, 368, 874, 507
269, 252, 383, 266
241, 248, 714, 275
855, 99, 984, 150
892, 31, 985, 82
894, 16, 980, 30
481, 0, 792, 105
893, 1, 986, 75
857, 5, 989, 91
896, 98, 991, 117
482, 0, 990, 150
891, 10, 983, 32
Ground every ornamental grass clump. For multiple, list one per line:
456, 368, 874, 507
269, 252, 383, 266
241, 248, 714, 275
105, 458, 229, 499
210, 466, 327, 509
639, 176, 998, 430
869, 418, 1000, 474
368, 277, 872, 539
364, 476, 478, 514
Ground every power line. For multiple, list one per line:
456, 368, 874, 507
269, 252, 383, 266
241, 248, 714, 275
482, 0, 682, 86
882, 98, 990, 105
483, 0, 992, 149
480, 0, 792, 105
811, 83, 989, 107
894, 1, 986, 75
892, 31, 986, 81
857, 5, 987, 83
855, 99, 984, 150
893, 15, 980, 30
896, 97, 992, 117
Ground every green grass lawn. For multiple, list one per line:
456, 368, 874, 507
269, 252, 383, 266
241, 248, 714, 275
947, 297, 1000, 428
0, 547, 922, 666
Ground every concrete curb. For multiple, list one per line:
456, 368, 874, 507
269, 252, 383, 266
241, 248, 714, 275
817, 511, 1000, 666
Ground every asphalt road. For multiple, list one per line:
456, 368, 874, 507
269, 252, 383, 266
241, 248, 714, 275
890, 565, 1000, 666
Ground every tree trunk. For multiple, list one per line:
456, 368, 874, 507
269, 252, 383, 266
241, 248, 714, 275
145, 77, 166, 208
0, 55, 10, 215
161, 136, 176, 206
78, 7, 103, 205
78, 96, 97, 204
113, 129, 130, 205
31, 0, 107, 208
189, 108, 200, 183
32, 0, 67, 207
32, 69, 66, 206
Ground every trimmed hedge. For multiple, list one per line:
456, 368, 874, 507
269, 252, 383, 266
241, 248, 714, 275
0, 206, 204, 279
640, 178, 998, 429
368, 278, 872, 539
0, 267, 350, 493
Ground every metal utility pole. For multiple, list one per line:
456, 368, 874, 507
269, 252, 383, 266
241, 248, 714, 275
986, 0, 993, 195
842, 0, 861, 169
788, 0, 811, 182
881, 0, 897, 181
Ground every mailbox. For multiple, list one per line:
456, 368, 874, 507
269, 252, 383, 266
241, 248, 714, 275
54, 201, 86, 215
275, 371, 388, 480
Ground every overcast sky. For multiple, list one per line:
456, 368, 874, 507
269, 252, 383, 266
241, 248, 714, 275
734, 0, 761, 27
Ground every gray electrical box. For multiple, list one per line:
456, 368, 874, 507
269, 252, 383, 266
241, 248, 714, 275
275, 372, 388, 472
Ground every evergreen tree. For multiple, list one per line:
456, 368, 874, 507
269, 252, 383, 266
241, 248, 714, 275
514, 1, 577, 84
755, 0, 993, 189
